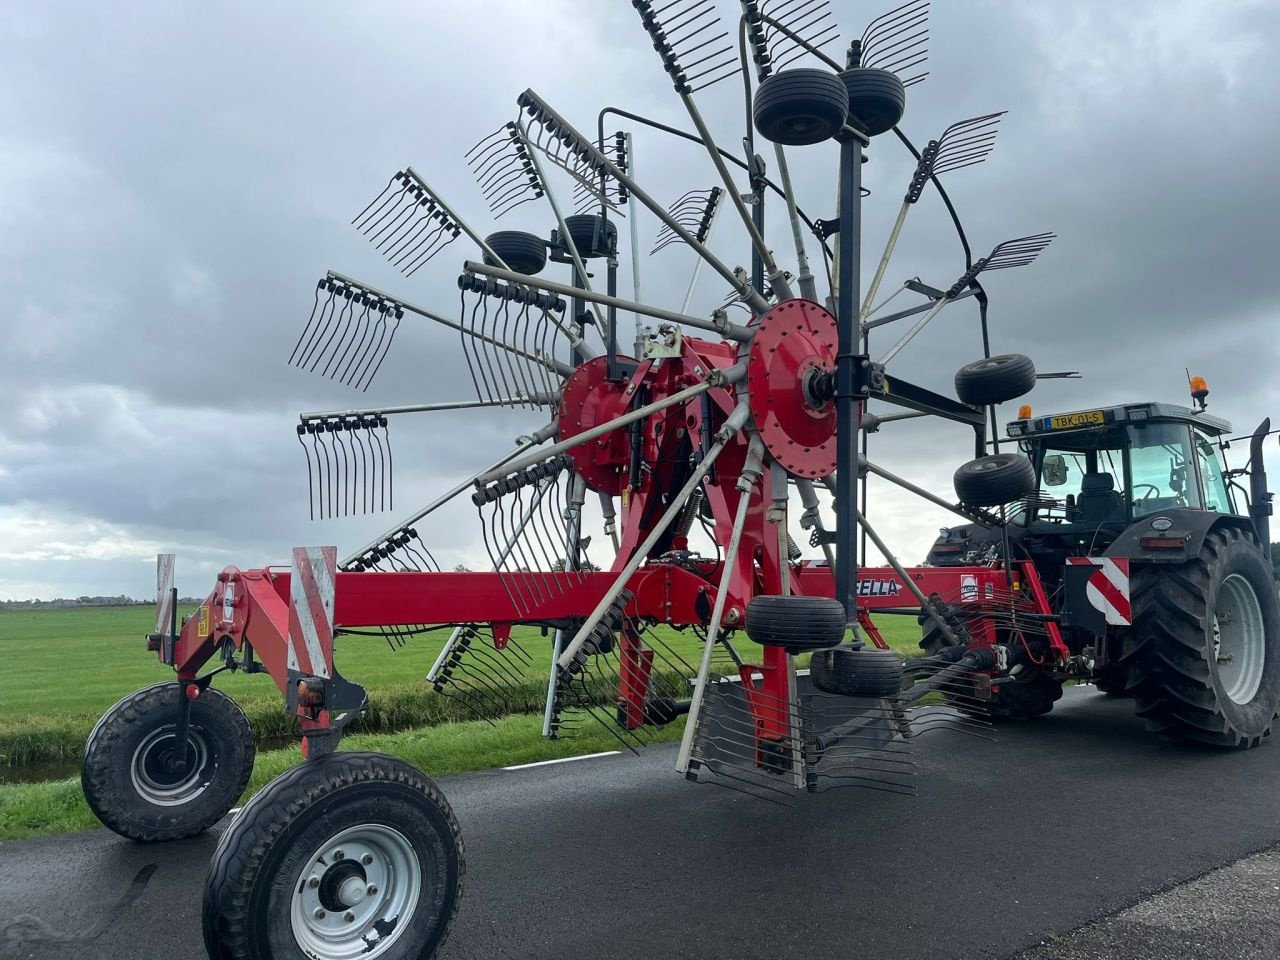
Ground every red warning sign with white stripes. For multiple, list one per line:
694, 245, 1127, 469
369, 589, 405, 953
1066, 557, 1131, 625
288, 546, 336, 679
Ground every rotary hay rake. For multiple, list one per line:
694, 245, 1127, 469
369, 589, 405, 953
82, 2, 1077, 957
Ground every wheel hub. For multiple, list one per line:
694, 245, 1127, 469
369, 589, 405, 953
291, 824, 422, 960
1213, 573, 1265, 705
130, 726, 212, 806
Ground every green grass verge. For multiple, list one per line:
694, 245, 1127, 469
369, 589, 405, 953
0, 605, 922, 770
0, 712, 686, 842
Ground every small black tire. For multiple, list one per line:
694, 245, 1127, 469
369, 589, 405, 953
1123, 526, 1280, 748
82, 682, 255, 842
954, 353, 1037, 406
744, 594, 846, 652
560, 214, 617, 259
954, 454, 1036, 507
811, 645, 903, 697
753, 69, 850, 146
483, 230, 547, 275
840, 67, 906, 137
203, 752, 464, 960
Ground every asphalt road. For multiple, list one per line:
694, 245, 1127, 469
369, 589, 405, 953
3, 686, 1279, 960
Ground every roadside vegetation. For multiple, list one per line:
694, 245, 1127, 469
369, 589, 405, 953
0, 604, 922, 840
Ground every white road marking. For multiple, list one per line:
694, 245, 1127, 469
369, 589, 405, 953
502, 751, 621, 771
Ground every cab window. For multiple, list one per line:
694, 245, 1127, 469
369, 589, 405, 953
1195, 433, 1232, 514
1126, 422, 1201, 517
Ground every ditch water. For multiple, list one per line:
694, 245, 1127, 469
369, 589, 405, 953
2, 735, 300, 785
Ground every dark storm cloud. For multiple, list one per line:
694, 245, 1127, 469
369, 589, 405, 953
1, 0, 1278, 596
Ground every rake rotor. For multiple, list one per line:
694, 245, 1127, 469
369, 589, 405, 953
288, 276, 404, 391
465, 122, 547, 220
353, 168, 464, 277
631, 0, 743, 94
650, 187, 722, 255
296, 414, 392, 520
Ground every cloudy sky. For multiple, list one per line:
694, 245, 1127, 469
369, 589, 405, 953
2, 0, 1278, 601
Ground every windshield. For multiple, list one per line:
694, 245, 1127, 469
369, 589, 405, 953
1027, 420, 1201, 523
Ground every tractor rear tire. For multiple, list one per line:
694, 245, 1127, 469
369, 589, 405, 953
811, 645, 903, 697
82, 682, 255, 842
953, 453, 1036, 507
1122, 527, 1280, 748
954, 353, 1037, 406
919, 618, 1063, 719
203, 751, 464, 960
744, 594, 846, 652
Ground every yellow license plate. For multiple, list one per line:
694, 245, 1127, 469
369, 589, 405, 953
1049, 410, 1105, 430
197, 605, 211, 635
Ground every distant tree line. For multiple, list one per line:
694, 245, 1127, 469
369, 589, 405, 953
0, 596, 203, 610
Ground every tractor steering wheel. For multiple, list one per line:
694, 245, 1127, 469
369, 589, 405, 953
1132, 483, 1161, 501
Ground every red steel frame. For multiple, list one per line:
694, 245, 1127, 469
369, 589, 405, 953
157, 324, 1067, 760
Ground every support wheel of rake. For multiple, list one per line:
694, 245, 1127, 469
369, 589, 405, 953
811, 644, 904, 698
919, 619, 1062, 720
744, 594, 846, 653
560, 214, 617, 259
953, 454, 1036, 507
1122, 526, 1280, 748
82, 682, 255, 842
954, 353, 1037, 407
203, 751, 463, 960
483, 230, 547, 276
753, 68, 850, 146
839, 67, 906, 138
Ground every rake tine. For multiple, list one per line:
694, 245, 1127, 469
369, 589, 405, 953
293, 283, 341, 372
288, 281, 329, 367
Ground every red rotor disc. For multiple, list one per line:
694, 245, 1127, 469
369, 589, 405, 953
746, 299, 838, 478
557, 355, 636, 495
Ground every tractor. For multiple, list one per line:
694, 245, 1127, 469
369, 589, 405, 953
927, 385, 1280, 744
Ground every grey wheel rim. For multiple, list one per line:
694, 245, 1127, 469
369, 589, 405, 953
129, 725, 212, 806
291, 823, 423, 959
1213, 572, 1265, 705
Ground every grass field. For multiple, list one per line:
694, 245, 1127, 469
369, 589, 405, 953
0, 604, 923, 840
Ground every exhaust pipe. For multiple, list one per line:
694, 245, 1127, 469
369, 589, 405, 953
1248, 418, 1273, 563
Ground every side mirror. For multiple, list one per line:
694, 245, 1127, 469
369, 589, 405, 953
1043, 454, 1068, 487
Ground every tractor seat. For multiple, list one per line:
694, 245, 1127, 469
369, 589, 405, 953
1074, 472, 1124, 525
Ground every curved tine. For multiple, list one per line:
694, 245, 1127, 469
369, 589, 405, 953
339, 303, 382, 387
300, 290, 350, 372
689, 62, 742, 92
311, 430, 331, 520
298, 428, 316, 521
873, 48, 929, 77
478, 161, 525, 197
349, 425, 370, 514
860, 0, 928, 53
671, 27, 730, 67
288, 282, 328, 367
863, 26, 928, 71
487, 179, 536, 212
774, 25, 840, 68
902, 71, 929, 88
319, 295, 361, 378
473, 144, 522, 188
352, 174, 402, 226
365, 425, 386, 512
292, 285, 339, 369
355, 308, 399, 391
401, 230, 456, 277
668, 19, 722, 58
662, 1, 716, 40
387, 215, 447, 267
493, 192, 541, 221
939, 111, 1006, 145
352, 307, 394, 392
935, 131, 1000, 160
331, 297, 374, 383
460, 289, 491, 403
464, 125, 513, 162
493, 297, 524, 405
466, 138, 514, 178
476, 294, 507, 404
767, 6, 832, 59
369, 193, 424, 249
382, 419, 393, 511
359, 182, 413, 237
516, 300, 543, 403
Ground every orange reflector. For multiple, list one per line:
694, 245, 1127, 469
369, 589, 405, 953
1017, 404, 1032, 419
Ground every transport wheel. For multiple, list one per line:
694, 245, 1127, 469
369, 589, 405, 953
82, 682, 255, 842
1123, 527, 1280, 747
483, 230, 547, 275
919, 618, 1062, 719
953, 353, 1037, 407
203, 751, 463, 960
561, 214, 617, 259
744, 594, 846, 652
753, 68, 850, 146
839, 67, 906, 137
953, 453, 1036, 507
810, 644, 903, 697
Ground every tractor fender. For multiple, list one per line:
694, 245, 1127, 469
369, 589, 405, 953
1103, 509, 1257, 565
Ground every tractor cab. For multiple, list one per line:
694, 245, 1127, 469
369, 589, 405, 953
1007, 402, 1235, 542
